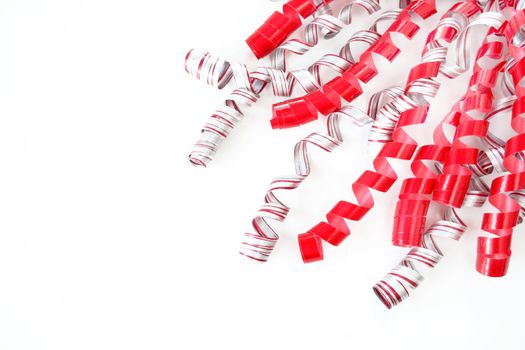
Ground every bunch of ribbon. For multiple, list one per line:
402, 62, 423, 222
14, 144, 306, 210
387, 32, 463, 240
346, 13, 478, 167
184, 0, 525, 308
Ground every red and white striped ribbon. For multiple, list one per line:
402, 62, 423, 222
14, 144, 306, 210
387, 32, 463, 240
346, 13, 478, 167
270, 0, 385, 70
374, 98, 523, 307
240, 1, 483, 262
239, 87, 396, 261
373, 11, 524, 306
186, 4, 412, 167
373, 207, 467, 309
367, 10, 506, 145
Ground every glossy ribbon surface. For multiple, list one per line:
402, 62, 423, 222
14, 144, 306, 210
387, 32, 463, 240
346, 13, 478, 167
297, 1, 483, 263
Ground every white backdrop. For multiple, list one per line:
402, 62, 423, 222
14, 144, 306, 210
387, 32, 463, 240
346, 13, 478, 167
1, 0, 524, 349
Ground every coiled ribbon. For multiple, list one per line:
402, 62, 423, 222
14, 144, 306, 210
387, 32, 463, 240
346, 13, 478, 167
297, 1, 484, 263
271, 0, 439, 129
374, 18, 510, 307
477, 6, 525, 277
186, 0, 398, 166
240, 1, 481, 262
246, 0, 334, 59
392, 12, 506, 251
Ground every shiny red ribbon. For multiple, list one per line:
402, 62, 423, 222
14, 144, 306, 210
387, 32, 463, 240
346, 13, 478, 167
392, 27, 505, 251
270, 1, 481, 129
246, 0, 334, 59
297, 0, 483, 263
477, 8, 525, 277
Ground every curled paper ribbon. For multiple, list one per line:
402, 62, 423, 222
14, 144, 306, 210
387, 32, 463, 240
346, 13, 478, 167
184, 48, 348, 166
186, 1, 398, 166
297, 1, 484, 263
246, 0, 334, 59
369, 7, 506, 144
247, 0, 409, 62
477, 8, 525, 277
374, 21, 510, 308
270, 0, 440, 129
239, 1, 479, 262
268, 0, 386, 71
270, 8, 409, 127
239, 87, 403, 261
182, 0, 525, 308
392, 17, 506, 250
374, 207, 467, 309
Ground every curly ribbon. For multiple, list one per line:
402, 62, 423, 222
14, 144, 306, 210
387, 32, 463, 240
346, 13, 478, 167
246, 0, 409, 62
186, 2, 404, 166
184, 48, 348, 166
239, 87, 403, 261
239, 1, 477, 262
477, 7, 525, 277
392, 17, 506, 250
373, 20, 510, 308
369, 7, 506, 144
269, 0, 386, 71
296, 1, 484, 263
246, 0, 334, 59
270, 8, 410, 127
374, 207, 467, 309
270, 0, 440, 129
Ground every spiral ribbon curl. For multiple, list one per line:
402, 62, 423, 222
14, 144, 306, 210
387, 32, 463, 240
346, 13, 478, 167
239, 1, 480, 262
297, 1, 484, 263
186, 1, 405, 166
374, 207, 467, 309
246, 0, 334, 59
477, 7, 525, 277
268, 0, 387, 71
183, 0, 525, 307
239, 87, 404, 261
392, 17, 506, 251
271, 0, 440, 129
248, 0, 409, 64
184, 47, 349, 166
374, 21, 510, 308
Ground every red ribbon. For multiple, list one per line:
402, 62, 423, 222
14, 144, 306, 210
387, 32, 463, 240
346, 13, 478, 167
393, 28, 506, 250
297, 0, 483, 263
477, 9, 525, 277
270, 1, 480, 129
246, 0, 333, 59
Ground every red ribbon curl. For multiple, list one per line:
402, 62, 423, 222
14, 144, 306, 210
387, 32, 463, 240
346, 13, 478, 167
297, 0, 483, 263
246, 0, 334, 59
393, 26, 506, 250
270, 1, 476, 129
477, 8, 525, 277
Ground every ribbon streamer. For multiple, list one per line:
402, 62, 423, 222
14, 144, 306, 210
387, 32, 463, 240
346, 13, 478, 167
297, 1, 484, 263
271, 0, 439, 129
246, 0, 335, 59
392, 15, 506, 250
374, 20, 510, 308
186, 1, 401, 166
477, 7, 525, 277
268, 0, 385, 71
374, 207, 467, 309
239, 87, 403, 261
239, 1, 480, 262
182, 0, 525, 308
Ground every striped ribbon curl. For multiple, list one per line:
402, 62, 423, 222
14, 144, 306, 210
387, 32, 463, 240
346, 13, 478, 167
185, 1, 400, 167
374, 15, 515, 307
239, 1, 483, 262
476, 6, 525, 277
294, 1, 485, 264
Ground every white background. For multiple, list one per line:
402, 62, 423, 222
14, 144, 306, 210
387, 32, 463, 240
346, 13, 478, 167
1, 0, 524, 349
